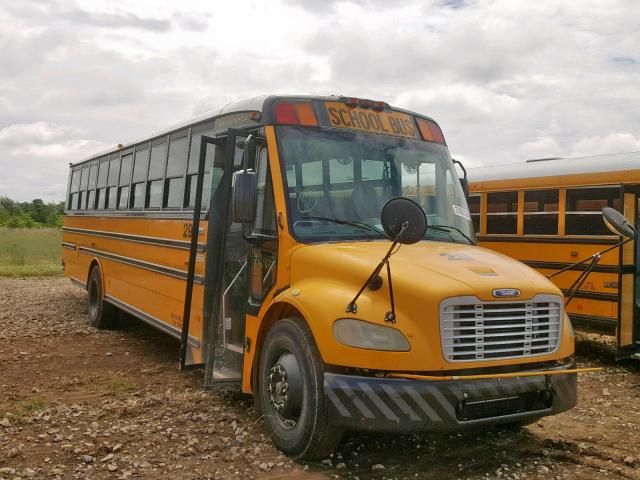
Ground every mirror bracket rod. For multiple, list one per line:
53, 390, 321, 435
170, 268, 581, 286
346, 222, 408, 321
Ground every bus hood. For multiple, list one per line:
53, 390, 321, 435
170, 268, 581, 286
289, 240, 560, 303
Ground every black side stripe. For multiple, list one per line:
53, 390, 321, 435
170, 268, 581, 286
560, 289, 619, 302
105, 294, 201, 348
479, 235, 618, 245
63, 226, 205, 252
522, 260, 628, 274
78, 246, 204, 285
62, 242, 76, 250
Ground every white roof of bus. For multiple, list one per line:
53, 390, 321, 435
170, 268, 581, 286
468, 151, 640, 182
75, 95, 269, 165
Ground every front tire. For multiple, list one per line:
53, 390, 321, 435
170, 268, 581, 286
258, 318, 342, 459
87, 266, 117, 329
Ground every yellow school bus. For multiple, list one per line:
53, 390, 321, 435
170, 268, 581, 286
468, 153, 640, 359
63, 95, 581, 459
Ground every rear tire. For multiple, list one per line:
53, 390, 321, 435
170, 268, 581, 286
258, 318, 342, 459
87, 266, 117, 329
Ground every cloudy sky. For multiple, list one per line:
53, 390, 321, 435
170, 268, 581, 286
1, 0, 639, 202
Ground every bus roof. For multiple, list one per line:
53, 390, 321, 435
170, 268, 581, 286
71, 94, 437, 167
468, 151, 640, 190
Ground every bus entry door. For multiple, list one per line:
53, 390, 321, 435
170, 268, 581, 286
203, 129, 251, 389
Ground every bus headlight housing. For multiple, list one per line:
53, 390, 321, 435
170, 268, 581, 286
333, 319, 410, 352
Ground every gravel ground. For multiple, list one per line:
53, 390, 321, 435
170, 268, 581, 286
1, 276, 640, 479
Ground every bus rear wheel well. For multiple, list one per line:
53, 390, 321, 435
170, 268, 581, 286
87, 259, 101, 290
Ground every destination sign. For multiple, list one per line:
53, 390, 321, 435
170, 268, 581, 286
325, 102, 419, 139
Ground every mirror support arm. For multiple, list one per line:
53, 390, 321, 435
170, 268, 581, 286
346, 222, 408, 321
548, 236, 634, 307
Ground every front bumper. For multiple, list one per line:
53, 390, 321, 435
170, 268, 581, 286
324, 367, 577, 432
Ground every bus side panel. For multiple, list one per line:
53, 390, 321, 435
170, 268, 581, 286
62, 215, 208, 349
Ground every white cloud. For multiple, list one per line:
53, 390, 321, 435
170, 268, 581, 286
0, 0, 639, 201
569, 132, 640, 157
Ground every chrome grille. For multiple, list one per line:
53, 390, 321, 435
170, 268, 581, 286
440, 295, 562, 362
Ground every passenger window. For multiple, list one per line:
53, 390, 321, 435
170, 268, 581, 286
87, 190, 96, 210
566, 186, 620, 235
166, 131, 189, 177
148, 138, 167, 180
108, 154, 121, 186
97, 158, 109, 188
107, 186, 118, 209
88, 162, 98, 189
147, 180, 163, 208
132, 182, 145, 208
97, 188, 106, 209
118, 186, 129, 209
188, 123, 215, 173
165, 177, 185, 209
79, 191, 87, 210
133, 146, 149, 183
69, 192, 79, 210
468, 194, 481, 233
486, 191, 518, 234
523, 189, 558, 235
119, 153, 132, 186
80, 165, 89, 190
70, 168, 81, 192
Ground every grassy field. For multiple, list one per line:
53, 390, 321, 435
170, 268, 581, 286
0, 227, 62, 276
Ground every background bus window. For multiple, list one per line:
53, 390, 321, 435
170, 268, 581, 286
523, 189, 559, 235
468, 194, 481, 232
78, 164, 89, 210
566, 186, 620, 235
486, 191, 518, 234
164, 130, 188, 209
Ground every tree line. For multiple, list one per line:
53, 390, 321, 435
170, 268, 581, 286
0, 196, 64, 228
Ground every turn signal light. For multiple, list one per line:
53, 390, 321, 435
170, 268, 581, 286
274, 101, 318, 126
416, 118, 446, 145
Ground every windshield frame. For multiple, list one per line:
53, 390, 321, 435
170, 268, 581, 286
275, 125, 475, 245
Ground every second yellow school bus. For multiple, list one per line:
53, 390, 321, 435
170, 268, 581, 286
469, 153, 639, 359
63, 95, 580, 459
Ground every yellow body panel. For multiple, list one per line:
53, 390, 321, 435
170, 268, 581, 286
62, 215, 206, 356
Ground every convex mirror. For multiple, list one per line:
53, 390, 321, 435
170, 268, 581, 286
380, 197, 427, 245
602, 207, 637, 239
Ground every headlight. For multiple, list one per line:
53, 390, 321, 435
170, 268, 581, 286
333, 318, 410, 352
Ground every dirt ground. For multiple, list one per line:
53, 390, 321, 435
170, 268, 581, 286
1, 277, 640, 480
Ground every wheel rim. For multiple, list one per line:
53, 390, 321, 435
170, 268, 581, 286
267, 352, 303, 430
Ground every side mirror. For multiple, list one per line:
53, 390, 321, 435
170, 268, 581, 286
380, 197, 428, 245
603, 207, 637, 239
452, 158, 469, 197
459, 177, 469, 198
232, 170, 257, 223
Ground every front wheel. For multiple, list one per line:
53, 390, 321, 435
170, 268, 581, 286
258, 318, 342, 459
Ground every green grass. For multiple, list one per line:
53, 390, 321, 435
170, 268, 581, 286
103, 378, 136, 396
20, 396, 45, 415
0, 227, 62, 276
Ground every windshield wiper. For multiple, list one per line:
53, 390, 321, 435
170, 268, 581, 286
428, 225, 476, 245
300, 216, 384, 236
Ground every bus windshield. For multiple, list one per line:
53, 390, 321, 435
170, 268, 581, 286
277, 126, 475, 244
